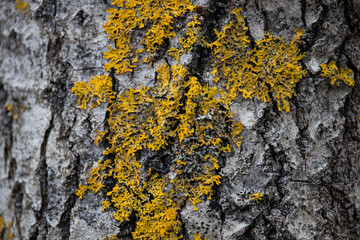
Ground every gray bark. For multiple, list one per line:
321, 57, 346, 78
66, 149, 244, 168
1, 0, 360, 239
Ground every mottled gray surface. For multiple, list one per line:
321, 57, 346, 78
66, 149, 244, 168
1, 0, 360, 239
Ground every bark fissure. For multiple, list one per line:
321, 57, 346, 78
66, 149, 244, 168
11, 182, 24, 240
0, 82, 12, 172
35, 113, 54, 239
57, 154, 81, 240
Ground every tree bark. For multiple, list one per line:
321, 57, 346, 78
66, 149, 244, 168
1, 0, 360, 239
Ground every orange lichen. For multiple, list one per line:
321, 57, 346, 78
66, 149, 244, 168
207, 8, 307, 112
75, 184, 87, 200
6, 100, 25, 120
15, 0, 28, 12
0, 217, 14, 240
74, 62, 243, 239
68, 1, 360, 239
103, 0, 196, 73
102, 235, 119, 240
169, 14, 202, 61
67, 4, 323, 240
320, 61, 355, 87
71, 75, 115, 110
249, 190, 263, 203
244, 29, 307, 112
193, 233, 207, 240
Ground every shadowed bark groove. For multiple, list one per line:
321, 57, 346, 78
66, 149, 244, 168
35, 114, 54, 239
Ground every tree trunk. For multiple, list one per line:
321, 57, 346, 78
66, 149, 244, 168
1, 0, 360, 239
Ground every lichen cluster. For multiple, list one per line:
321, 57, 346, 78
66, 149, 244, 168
75, 62, 243, 239
71, 75, 115, 110
71, 1, 355, 239
249, 190, 263, 203
73, 1, 244, 239
205, 9, 307, 112
320, 61, 355, 87
168, 14, 202, 61
0, 216, 14, 240
15, 0, 28, 12
103, 0, 196, 73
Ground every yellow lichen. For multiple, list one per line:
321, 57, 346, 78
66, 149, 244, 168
132, 175, 182, 239
5, 100, 25, 120
66, 3, 317, 240
71, 7, 248, 238
74, 62, 243, 239
103, 0, 196, 73
15, 0, 28, 12
169, 14, 202, 61
6, 101, 13, 112
75, 184, 87, 199
249, 190, 263, 203
320, 61, 355, 87
102, 235, 119, 240
6, 221, 14, 240
193, 233, 207, 240
0, 217, 14, 240
71, 75, 115, 110
207, 8, 307, 112
0, 216, 4, 234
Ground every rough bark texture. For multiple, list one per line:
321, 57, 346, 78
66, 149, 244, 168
1, 0, 360, 239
